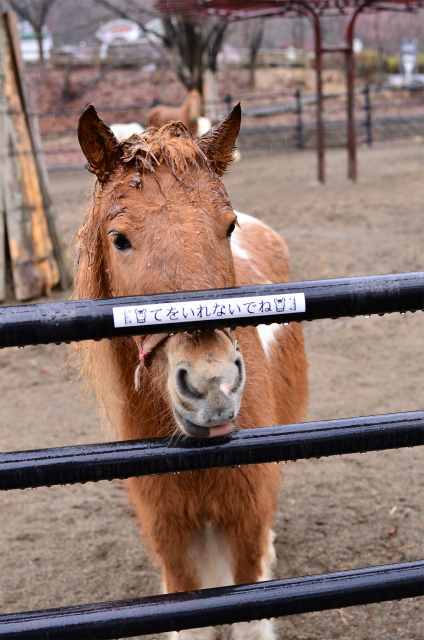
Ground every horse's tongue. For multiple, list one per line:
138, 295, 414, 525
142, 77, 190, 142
208, 422, 234, 437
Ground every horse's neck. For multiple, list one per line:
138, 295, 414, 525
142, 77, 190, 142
180, 98, 193, 123
121, 374, 171, 440
91, 338, 168, 440
116, 351, 171, 440
183, 92, 200, 123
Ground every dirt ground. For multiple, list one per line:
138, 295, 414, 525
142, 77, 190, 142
0, 142, 423, 640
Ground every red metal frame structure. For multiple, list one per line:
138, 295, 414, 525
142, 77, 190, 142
155, 0, 424, 182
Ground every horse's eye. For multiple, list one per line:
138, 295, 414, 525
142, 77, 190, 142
111, 233, 131, 251
226, 221, 236, 238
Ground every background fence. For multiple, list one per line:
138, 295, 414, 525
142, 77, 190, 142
0, 272, 423, 639
33, 83, 424, 172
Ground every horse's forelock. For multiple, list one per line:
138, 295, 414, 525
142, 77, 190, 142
119, 122, 209, 180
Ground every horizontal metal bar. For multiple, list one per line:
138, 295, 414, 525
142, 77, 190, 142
1, 273, 423, 348
0, 561, 422, 639
1, 412, 422, 491
321, 46, 350, 53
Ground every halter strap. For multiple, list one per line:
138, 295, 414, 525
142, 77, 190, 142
139, 332, 170, 366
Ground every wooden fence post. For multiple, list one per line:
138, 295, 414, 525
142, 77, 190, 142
0, 11, 71, 301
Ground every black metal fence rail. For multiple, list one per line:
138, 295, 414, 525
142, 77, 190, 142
1, 411, 423, 491
2, 270, 423, 639
1, 272, 423, 348
0, 561, 422, 640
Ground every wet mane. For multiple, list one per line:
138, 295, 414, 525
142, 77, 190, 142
120, 121, 207, 176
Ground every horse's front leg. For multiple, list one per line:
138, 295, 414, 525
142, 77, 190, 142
164, 568, 216, 640
228, 526, 277, 640
162, 551, 217, 640
165, 525, 276, 640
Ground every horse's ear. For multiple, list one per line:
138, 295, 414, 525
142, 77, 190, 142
78, 104, 120, 182
199, 103, 241, 176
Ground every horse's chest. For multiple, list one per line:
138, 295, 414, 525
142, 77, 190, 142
188, 521, 234, 589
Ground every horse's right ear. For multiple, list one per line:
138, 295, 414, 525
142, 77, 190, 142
199, 103, 241, 176
78, 105, 120, 182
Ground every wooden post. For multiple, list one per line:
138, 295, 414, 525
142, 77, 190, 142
3, 113, 41, 300
0, 11, 70, 301
0, 14, 7, 301
5, 12, 72, 290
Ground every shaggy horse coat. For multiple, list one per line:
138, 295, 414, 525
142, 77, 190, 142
74, 103, 308, 640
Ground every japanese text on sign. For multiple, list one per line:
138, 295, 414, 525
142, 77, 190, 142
113, 293, 305, 328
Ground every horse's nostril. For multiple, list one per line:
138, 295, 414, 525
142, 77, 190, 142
232, 357, 245, 393
176, 367, 203, 400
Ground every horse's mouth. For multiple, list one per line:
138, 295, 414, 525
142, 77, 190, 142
174, 411, 235, 439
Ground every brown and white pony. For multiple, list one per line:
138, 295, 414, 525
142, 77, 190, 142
146, 89, 202, 135
74, 103, 308, 640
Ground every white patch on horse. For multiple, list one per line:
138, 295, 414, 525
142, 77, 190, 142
166, 523, 234, 639
256, 323, 281, 359
196, 116, 212, 137
231, 619, 276, 640
232, 211, 267, 264
110, 122, 145, 142
169, 528, 276, 640
233, 210, 268, 229
261, 528, 277, 580
189, 521, 234, 589
168, 628, 215, 640
230, 241, 250, 261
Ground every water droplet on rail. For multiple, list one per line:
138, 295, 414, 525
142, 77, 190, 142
360, 452, 366, 455
364, 315, 370, 319
335, 454, 340, 458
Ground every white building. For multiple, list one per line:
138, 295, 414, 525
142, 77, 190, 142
19, 21, 52, 61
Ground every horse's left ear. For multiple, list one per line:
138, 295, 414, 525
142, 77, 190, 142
199, 103, 241, 176
78, 104, 120, 182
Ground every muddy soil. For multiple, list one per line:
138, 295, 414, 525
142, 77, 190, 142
0, 142, 423, 640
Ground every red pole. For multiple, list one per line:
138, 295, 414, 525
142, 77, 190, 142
315, 23, 325, 183
345, 0, 372, 181
301, 4, 325, 183
346, 18, 357, 181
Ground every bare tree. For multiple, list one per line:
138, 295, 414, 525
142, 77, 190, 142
94, 0, 229, 95
8, 0, 57, 64
161, 14, 228, 94
247, 17, 265, 88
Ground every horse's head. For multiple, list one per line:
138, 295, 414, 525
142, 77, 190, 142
76, 104, 245, 438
